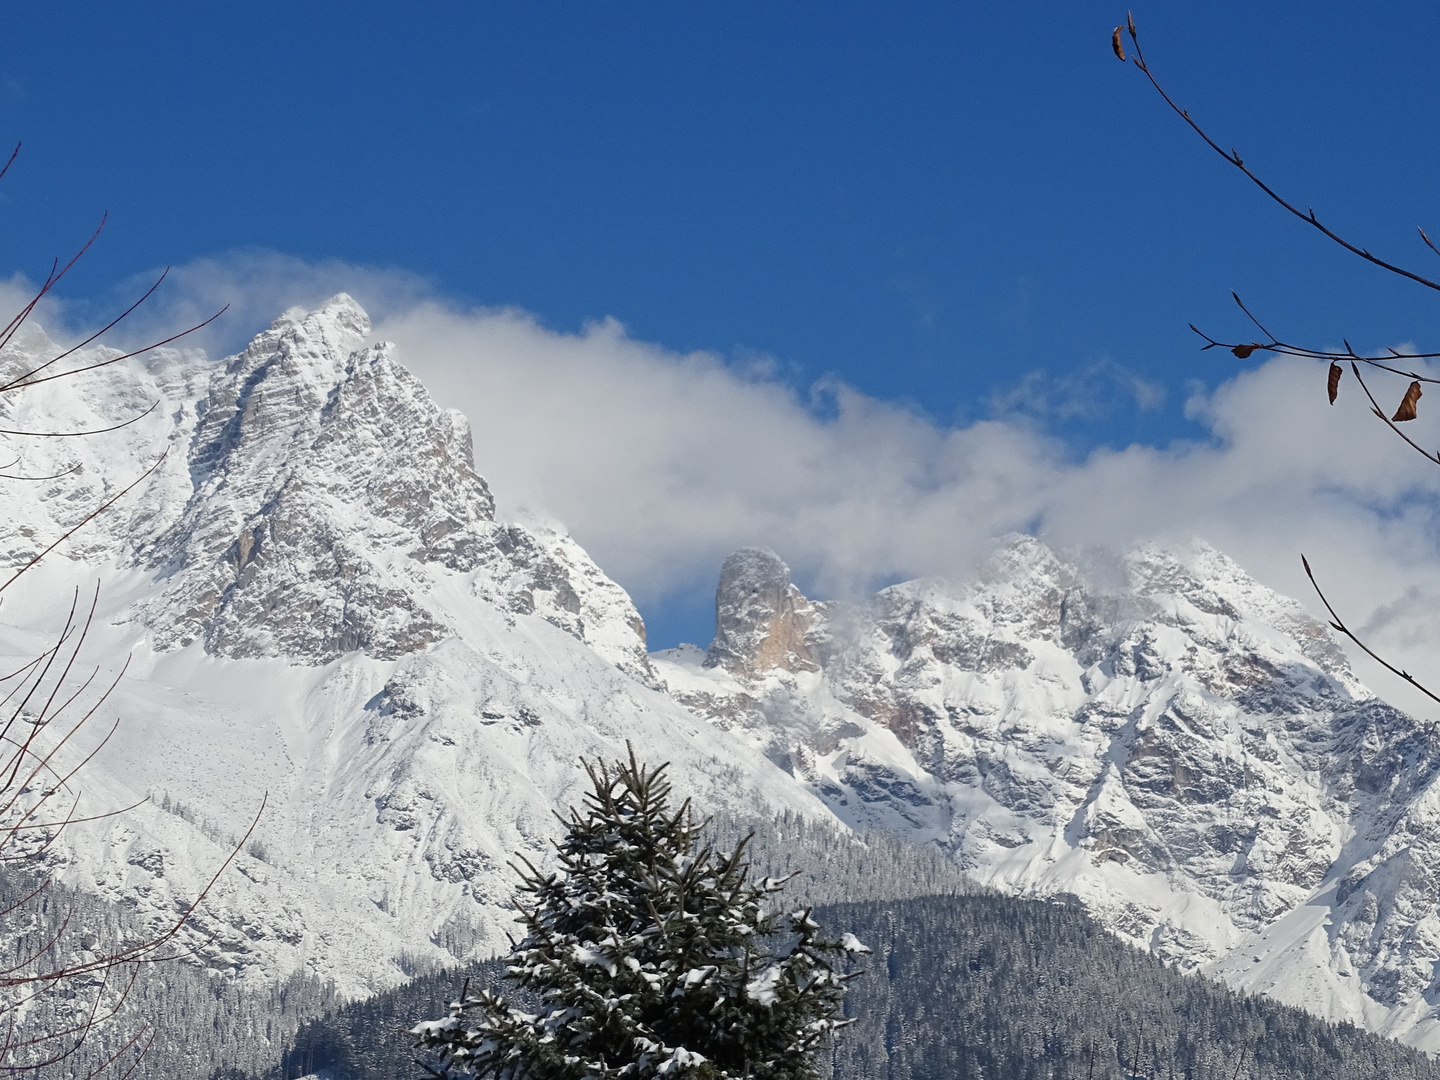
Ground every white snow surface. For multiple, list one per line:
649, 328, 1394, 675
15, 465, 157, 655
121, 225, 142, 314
0, 297, 832, 998
654, 543, 1440, 1050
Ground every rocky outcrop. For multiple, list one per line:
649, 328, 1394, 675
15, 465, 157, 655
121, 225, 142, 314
704, 548, 819, 677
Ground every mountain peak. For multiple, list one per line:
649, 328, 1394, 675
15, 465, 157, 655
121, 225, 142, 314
271, 292, 372, 341
705, 547, 819, 678
113, 302, 653, 675
0, 298, 810, 1003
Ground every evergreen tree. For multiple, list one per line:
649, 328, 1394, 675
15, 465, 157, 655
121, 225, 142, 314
412, 750, 866, 1080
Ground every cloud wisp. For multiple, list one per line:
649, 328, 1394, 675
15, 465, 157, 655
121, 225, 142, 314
986, 357, 1166, 422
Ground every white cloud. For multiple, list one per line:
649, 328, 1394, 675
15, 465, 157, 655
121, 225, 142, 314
986, 357, 1166, 421
28, 252, 1440, 713
376, 302, 1062, 599
376, 298, 1440, 713
58, 249, 434, 361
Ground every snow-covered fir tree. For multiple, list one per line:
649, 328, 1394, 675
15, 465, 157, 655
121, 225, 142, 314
411, 749, 867, 1080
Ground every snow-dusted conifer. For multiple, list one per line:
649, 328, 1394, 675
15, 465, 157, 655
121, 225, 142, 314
412, 748, 864, 1080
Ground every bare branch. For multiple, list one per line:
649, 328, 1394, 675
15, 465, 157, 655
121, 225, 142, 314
0, 450, 167, 596
0, 144, 20, 187
130, 792, 269, 959
1346, 363, 1440, 466
0, 305, 228, 395
1124, 18, 1440, 294
0, 270, 170, 389
0, 399, 159, 439
0, 149, 229, 1077
0, 216, 108, 356
1302, 554, 1440, 709
6, 794, 148, 832
0, 463, 82, 482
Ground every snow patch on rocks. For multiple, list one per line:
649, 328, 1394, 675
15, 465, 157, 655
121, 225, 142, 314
654, 538, 1440, 1049
0, 298, 827, 998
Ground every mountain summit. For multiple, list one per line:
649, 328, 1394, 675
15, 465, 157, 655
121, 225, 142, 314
0, 298, 827, 997
705, 547, 820, 677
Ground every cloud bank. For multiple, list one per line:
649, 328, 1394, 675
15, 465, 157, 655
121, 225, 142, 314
381, 304, 1440, 635
30, 254, 1440, 713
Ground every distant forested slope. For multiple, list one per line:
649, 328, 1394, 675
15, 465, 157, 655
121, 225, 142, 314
0, 871, 338, 1079
248, 891, 1440, 1080
826, 895, 1436, 1080
18, 814, 1440, 1079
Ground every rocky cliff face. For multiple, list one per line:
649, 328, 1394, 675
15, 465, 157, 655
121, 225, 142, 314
705, 548, 819, 677
0, 296, 653, 680
653, 539, 1440, 1048
122, 297, 653, 680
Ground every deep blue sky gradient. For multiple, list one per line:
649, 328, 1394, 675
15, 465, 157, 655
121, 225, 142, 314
5, 3, 1440, 644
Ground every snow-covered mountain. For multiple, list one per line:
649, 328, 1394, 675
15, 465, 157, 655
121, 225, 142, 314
9, 294, 1440, 1050
0, 297, 832, 999
653, 543, 1440, 1048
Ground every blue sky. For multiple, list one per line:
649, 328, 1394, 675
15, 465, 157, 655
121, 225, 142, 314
7, 3, 1440, 653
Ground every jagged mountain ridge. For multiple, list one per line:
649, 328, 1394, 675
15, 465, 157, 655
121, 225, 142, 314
7, 294, 1440, 1051
0, 297, 832, 1001
653, 543, 1440, 1049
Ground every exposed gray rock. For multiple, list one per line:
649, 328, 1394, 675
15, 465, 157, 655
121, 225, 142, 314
121, 295, 651, 678
653, 535, 1440, 1044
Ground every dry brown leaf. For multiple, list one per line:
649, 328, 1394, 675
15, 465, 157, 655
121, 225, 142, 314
1231, 342, 1260, 359
1112, 27, 1125, 60
1393, 380, 1423, 422
1327, 362, 1342, 405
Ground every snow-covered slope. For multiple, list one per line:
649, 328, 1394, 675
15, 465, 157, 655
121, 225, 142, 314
653, 542, 1440, 1049
0, 298, 833, 998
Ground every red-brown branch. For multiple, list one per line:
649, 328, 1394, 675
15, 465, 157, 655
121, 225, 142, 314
0, 451, 167, 596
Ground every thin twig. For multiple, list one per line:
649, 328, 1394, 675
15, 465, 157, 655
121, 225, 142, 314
0, 216, 107, 355
1301, 553, 1440, 708
0, 305, 228, 395
0, 400, 160, 439
1123, 16, 1440, 294
1347, 363, 1440, 466
1, 270, 170, 388
0, 463, 82, 482
0, 450, 167, 595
